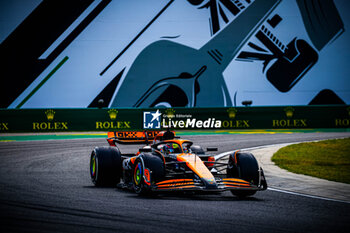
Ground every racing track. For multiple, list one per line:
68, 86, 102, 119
1, 132, 350, 233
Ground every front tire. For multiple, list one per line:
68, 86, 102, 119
227, 152, 259, 197
90, 147, 122, 187
133, 158, 147, 194
133, 153, 165, 195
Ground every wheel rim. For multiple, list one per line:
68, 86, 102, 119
134, 163, 142, 186
91, 154, 96, 178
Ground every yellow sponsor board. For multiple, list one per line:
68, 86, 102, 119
95, 121, 131, 130
33, 122, 68, 130
32, 109, 69, 130
95, 109, 131, 130
222, 120, 250, 128
0, 122, 9, 131
272, 107, 307, 128
272, 119, 307, 128
335, 119, 349, 127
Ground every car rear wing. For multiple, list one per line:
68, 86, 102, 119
107, 131, 160, 145
107, 130, 176, 145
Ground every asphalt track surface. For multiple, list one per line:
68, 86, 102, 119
1, 132, 350, 233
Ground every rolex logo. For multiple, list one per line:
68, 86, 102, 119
108, 109, 118, 120
165, 108, 175, 118
227, 108, 237, 118
45, 110, 55, 121
284, 107, 294, 118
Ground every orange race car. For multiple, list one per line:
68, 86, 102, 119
90, 130, 267, 197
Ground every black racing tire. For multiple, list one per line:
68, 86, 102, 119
142, 153, 165, 182
90, 146, 122, 187
133, 153, 165, 195
133, 158, 147, 195
190, 145, 205, 155
227, 152, 259, 197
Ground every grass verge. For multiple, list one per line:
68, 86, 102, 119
272, 138, 350, 184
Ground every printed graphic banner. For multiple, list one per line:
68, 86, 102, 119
0, 106, 349, 132
1, 0, 349, 108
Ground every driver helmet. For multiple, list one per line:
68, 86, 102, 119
161, 144, 172, 154
183, 146, 190, 153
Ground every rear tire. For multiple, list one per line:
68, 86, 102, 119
227, 152, 259, 197
90, 147, 122, 187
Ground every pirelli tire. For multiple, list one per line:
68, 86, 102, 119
133, 153, 165, 195
90, 146, 122, 187
227, 152, 260, 197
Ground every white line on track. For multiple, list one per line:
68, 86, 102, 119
268, 187, 350, 204
214, 140, 328, 160
214, 140, 350, 204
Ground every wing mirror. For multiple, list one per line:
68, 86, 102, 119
139, 146, 152, 152
206, 147, 218, 152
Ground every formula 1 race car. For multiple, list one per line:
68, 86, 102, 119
90, 130, 267, 197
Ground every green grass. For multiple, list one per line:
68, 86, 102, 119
272, 138, 350, 184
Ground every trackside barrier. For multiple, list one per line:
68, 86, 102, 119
0, 106, 349, 132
